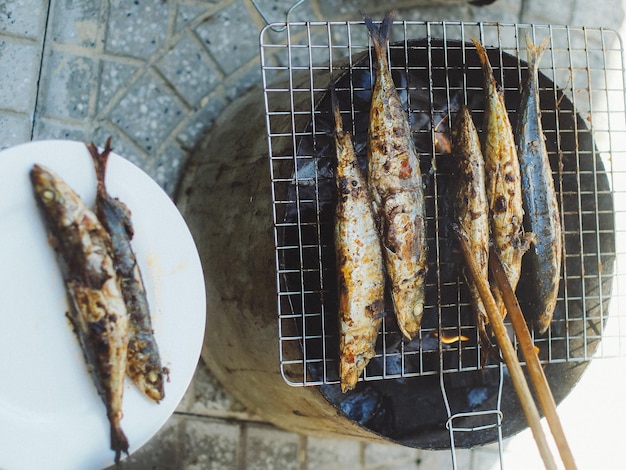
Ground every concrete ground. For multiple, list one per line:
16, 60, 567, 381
1, 0, 626, 468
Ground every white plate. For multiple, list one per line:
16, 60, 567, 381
0, 140, 206, 469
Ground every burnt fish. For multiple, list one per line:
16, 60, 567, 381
31, 164, 129, 463
451, 105, 493, 356
88, 139, 166, 403
332, 91, 386, 393
364, 11, 428, 340
473, 38, 534, 319
516, 36, 562, 334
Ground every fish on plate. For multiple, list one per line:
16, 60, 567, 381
88, 139, 167, 403
31, 164, 130, 463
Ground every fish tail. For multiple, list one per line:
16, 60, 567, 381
87, 137, 113, 193
331, 86, 357, 170
477, 316, 500, 367
472, 37, 495, 80
110, 420, 130, 464
362, 10, 395, 57
330, 87, 343, 137
525, 35, 550, 73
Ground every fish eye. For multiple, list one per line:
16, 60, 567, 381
41, 189, 56, 203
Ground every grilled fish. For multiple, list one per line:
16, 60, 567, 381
364, 11, 428, 340
31, 164, 129, 463
516, 36, 562, 334
451, 105, 493, 355
88, 139, 166, 403
333, 91, 386, 393
473, 38, 533, 318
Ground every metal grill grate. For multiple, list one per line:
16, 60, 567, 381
259, 20, 626, 387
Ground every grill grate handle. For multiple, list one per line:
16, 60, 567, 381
441, 363, 505, 468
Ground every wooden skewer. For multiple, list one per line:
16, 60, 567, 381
453, 226, 558, 470
489, 246, 578, 470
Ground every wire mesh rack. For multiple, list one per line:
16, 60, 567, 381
259, 20, 626, 388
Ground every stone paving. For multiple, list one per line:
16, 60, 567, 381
1, 0, 625, 468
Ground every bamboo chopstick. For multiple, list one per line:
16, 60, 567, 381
489, 246, 578, 470
453, 226, 558, 470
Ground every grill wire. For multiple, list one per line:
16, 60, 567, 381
260, 20, 626, 388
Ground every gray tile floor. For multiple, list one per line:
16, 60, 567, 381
1, 0, 625, 468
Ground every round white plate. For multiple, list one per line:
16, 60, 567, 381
0, 140, 206, 469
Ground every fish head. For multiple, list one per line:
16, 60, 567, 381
135, 369, 165, 403
30, 164, 81, 227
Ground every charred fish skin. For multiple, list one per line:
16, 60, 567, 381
364, 11, 427, 340
88, 140, 166, 403
332, 91, 386, 393
473, 38, 533, 318
30, 164, 130, 463
451, 105, 493, 354
516, 36, 562, 334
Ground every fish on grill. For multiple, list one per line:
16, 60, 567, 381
473, 38, 534, 318
88, 139, 167, 403
31, 164, 130, 463
516, 36, 562, 334
364, 11, 428, 340
451, 105, 494, 357
332, 91, 386, 393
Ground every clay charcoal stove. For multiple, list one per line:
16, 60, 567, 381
178, 19, 626, 453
